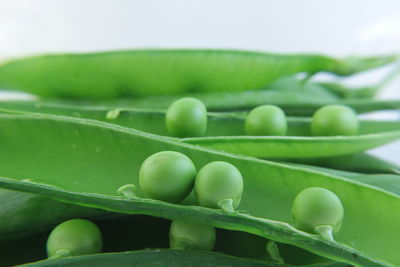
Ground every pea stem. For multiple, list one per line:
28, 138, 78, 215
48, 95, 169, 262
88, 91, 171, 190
117, 184, 138, 199
315, 225, 335, 242
49, 248, 71, 259
266, 240, 285, 264
217, 198, 235, 213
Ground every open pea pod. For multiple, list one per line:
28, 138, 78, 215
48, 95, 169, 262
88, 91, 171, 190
0, 113, 398, 266
2, 211, 335, 266
20, 249, 348, 267
1, 103, 399, 158
0, 49, 395, 99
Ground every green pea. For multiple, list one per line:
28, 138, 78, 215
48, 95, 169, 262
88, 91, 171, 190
311, 104, 359, 136
195, 161, 243, 212
245, 105, 287, 136
169, 220, 216, 251
165, 97, 207, 138
139, 151, 196, 203
291, 187, 344, 242
46, 219, 102, 258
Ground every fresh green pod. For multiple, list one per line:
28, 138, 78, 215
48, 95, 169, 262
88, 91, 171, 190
0, 105, 399, 159
311, 105, 359, 136
0, 113, 398, 266
0, 50, 395, 99
195, 161, 243, 212
139, 151, 196, 203
169, 220, 216, 251
245, 105, 287, 136
291, 188, 344, 242
165, 97, 207, 137
47, 219, 102, 258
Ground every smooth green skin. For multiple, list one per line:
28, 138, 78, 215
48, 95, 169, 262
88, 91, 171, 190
283, 153, 400, 174
139, 151, 196, 203
195, 161, 243, 210
20, 249, 348, 267
169, 220, 216, 251
291, 188, 344, 235
0, 114, 397, 266
0, 104, 399, 159
311, 105, 359, 136
47, 219, 102, 258
165, 97, 207, 137
0, 49, 395, 99
245, 105, 287, 136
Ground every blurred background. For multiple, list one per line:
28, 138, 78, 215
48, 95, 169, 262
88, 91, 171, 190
0, 0, 399, 163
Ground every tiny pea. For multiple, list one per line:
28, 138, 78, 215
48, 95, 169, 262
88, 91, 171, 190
165, 97, 207, 138
46, 219, 102, 259
139, 151, 197, 203
291, 187, 344, 242
169, 220, 216, 251
194, 161, 243, 212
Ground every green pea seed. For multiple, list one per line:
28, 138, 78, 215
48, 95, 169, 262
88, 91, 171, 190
195, 161, 243, 212
311, 104, 359, 136
139, 151, 196, 203
245, 105, 287, 136
165, 97, 207, 137
46, 219, 102, 258
291, 187, 344, 242
169, 220, 216, 251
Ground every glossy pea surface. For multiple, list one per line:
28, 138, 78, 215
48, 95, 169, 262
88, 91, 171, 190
169, 220, 216, 251
311, 105, 359, 136
46, 219, 102, 258
194, 161, 243, 209
291, 187, 344, 234
165, 97, 207, 137
139, 151, 196, 203
245, 105, 287, 136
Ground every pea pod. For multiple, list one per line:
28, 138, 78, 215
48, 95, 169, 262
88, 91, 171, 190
20, 249, 348, 267
0, 50, 396, 99
280, 153, 400, 174
0, 113, 398, 266
0, 104, 399, 159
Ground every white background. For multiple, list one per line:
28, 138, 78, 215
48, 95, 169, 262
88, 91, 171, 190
0, 0, 399, 164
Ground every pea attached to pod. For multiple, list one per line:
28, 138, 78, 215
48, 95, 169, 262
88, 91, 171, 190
245, 105, 287, 136
169, 220, 216, 251
291, 187, 344, 242
46, 219, 102, 259
165, 97, 207, 138
311, 104, 359, 136
139, 151, 197, 203
195, 161, 243, 212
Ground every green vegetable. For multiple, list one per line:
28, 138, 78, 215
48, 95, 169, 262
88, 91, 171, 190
165, 97, 207, 137
0, 50, 395, 99
0, 113, 396, 266
169, 220, 216, 251
0, 105, 399, 159
47, 219, 102, 258
245, 105, 287, 136
311, 105, 359, 136
291, 187, 344, 242
139, 151, 196, 203
195, 161, 243, 212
